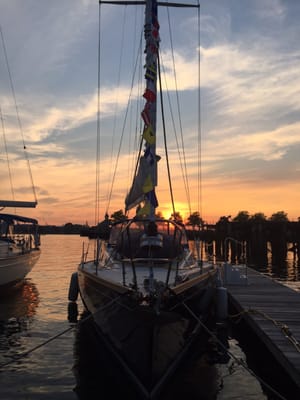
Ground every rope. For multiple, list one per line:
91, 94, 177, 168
105, 30, 144, 215
165, 7, 191, 216
0, 105, 15, 205
0, 325, 75, 369
181, 301, 287, 400
197, 0, 202, 218
0, 289, 290, 400
95, 2, 102, 225
105, 5, 127, 213
158, 53, 176, 217
0, 25, 37, 204
159, 58, 185, 216
230, 307, 300, 352
0, 292, 129, 370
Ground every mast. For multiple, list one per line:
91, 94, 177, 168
124, 0, 160, 216
142, 0, 159, 218
107, 1, 200, 217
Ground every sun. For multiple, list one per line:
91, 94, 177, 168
159, 209, 173, 220
158, 204, 188, 221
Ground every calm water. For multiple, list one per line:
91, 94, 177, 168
0, 235, 297, 399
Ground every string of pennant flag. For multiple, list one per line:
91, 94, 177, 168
137, 4, 160, 215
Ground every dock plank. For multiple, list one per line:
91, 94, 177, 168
226, 266, 300, 390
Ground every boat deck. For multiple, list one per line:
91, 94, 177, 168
225, 266, 300, 392
81, 259, 216, 294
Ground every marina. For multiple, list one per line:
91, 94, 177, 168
0, 234, 298, 399
1, 1, 300, 399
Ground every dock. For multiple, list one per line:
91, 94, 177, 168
224, 265, 300, 395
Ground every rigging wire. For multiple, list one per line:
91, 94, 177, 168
0, 106, 15, 206
159, 52, 191, 217
157, 53, 176, 217
105, 5, 127, 214
197, 0, 203, 219
165, 7, 192, 216
98, 3, 200, 220
0, 25, 37, 204
159, 58, 186, 212
105, 31, 144, 215
95, 3, 102, 225
127, 7, 144, 197
103, 8, 145, 216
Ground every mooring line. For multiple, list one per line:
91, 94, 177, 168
0, 293, 128, 370
0, 325, 74, 369
0, 297, 289, 400
229, 307, 300, 352
0, 308, 95, 369
181, 301, 288, 400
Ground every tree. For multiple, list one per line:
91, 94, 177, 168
216, 215, 231, 224
250, 212, 267, 222
171, 211, 183, 223
232, 211, 250, 223
110, 210, 126, 222
269, 211, 289, 222
155, 211, 163, 219
187, 212, 204, 228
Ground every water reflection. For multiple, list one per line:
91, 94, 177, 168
0, 280, 39, 366
72, 311, 225, 400
194, 238, 300, 287
0, 280, 39, 322
72, 312, 270, 399
264, 243, 300, 288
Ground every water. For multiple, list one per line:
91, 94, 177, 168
0, 235, 86, 400
0, 235, 297, 399
258, 245, 300, 292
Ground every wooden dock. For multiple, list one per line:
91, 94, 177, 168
224, 266, 300, 394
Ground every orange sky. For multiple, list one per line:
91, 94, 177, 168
2, 1, 300, 225
8, 153, 299, 226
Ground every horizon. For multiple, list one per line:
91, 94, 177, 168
37, 209, 299, 227
1, 0, 300, 225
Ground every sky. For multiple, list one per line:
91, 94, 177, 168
1, 0, 300, 226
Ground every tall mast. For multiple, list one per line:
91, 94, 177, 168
141, 0, 159, 218
120, 1, 199, 217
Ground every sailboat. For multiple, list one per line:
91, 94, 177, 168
0, 27, 41, 289
0, 208, 40, 289
73, 0, 221, 398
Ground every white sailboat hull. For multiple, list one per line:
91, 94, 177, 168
0, 248, 40, 287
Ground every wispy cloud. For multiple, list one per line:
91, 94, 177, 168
2, 0, 300, 223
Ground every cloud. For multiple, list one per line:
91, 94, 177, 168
2, 0, 300, 223
253, 0, 286, 20
37, 196, 60, 205
206, 121, 300, 162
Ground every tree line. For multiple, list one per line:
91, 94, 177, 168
105, 209, 295, 227
37, 209, 299, 236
